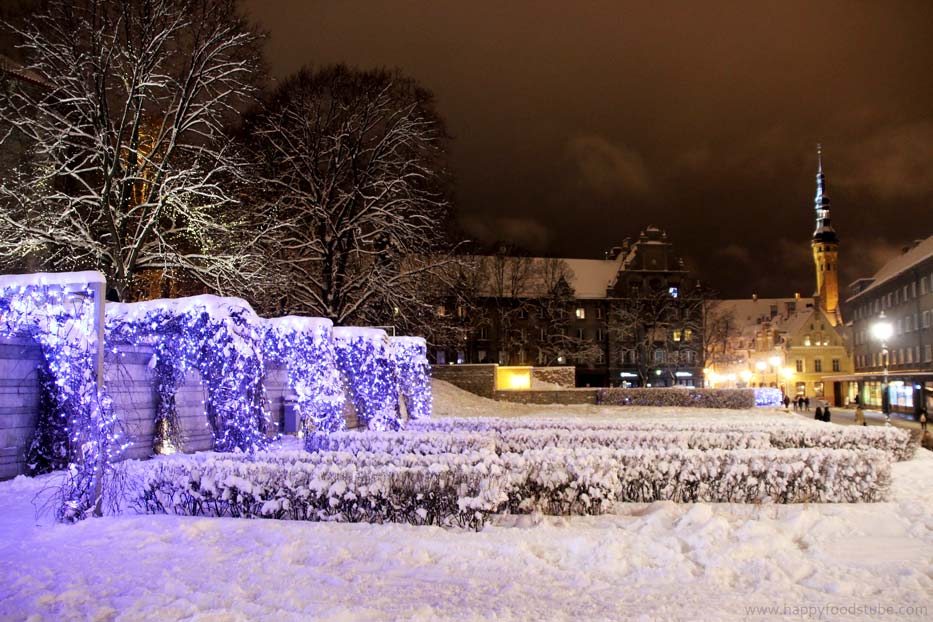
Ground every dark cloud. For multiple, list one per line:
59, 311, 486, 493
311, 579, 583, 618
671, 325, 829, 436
242, 0, 933, 298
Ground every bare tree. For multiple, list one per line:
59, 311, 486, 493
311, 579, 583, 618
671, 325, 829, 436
701, 301, 740, 371
530, 258, 603, 367
0, 0, 263, 301
608, 285, 705, 386
240, 65, 454, 326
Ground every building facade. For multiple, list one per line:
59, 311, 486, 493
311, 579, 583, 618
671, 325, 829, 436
842, 236, 933, 415
433, 226, 705, 387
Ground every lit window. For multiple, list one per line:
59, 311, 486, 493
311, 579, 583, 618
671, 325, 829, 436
832, 358, 840, 372
575, 307, 586, 320
669, 287, 679, 298
803, 335, 811, 346
672, 330, 682, 342
684, 329, 693, 342
796, 360, 804, 372
437, 305, 447, 317
813, 359, 822, 373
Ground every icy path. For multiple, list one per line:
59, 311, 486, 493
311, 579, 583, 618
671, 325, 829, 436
0, 384, 931, 622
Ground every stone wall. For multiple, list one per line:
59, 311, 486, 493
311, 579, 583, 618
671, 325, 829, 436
0, 333, 342, 480
493, 389, 599, 405
0, 337, 42, 479
531, 366, 576, 388
430, 364, 497, 398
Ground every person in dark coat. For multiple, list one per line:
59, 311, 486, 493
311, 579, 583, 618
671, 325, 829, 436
804, 396, 810, 411
814, 406, 823, 421
783, 395, 791, 409
823, 406, 832, 422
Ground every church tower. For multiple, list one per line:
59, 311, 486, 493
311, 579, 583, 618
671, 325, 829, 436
811, 144, 841, 326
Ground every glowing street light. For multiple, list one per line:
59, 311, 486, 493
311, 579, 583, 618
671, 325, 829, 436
871, 310, 893, 426
768, 355, 783, 392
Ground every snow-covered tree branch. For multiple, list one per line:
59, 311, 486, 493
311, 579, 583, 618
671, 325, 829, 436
0, 0, 263, 301
239, 65, 455, 328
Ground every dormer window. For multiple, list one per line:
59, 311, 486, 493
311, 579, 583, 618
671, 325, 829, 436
803, 334, 811, 346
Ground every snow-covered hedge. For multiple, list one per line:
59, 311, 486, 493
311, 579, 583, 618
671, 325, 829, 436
307, 429, 770, 455
132, 445, 892, 529
307, 431, 497, 455
406, 417, 916, 461
767, 426, 916, 462
503, 447, 891, 510
133, 454, 507, 530
596, 388, 758, 409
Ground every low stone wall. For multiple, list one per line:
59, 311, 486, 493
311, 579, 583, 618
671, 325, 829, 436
0, 337, 42, 480
0, 333, 333, 480
531, 366, 576, 388
431, 364, 497, 398
493, 389, 599, 405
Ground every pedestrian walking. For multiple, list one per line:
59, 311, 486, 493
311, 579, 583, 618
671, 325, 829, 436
814, 406, 823, 421
854, 404, 866, 426
804, 396, 810, 411
921, 409, 928, 434
823, 406, 832, 423
783, 395, 790, 409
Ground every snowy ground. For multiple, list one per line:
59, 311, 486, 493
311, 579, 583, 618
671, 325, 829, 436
1, 381, 931, 622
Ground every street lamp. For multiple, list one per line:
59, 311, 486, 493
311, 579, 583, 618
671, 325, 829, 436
871, 310, 893, 426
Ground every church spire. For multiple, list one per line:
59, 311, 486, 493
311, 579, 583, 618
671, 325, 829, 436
812, 143, 837, 244
811, 143, 841, 325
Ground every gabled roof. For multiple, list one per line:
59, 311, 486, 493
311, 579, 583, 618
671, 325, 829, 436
0, 54, 48, 87
847, 236, 933, 301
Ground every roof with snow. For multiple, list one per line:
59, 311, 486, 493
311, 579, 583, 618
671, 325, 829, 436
847, 236, 933, 300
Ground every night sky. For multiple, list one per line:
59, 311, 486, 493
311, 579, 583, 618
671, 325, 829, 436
241, 0, 933, 299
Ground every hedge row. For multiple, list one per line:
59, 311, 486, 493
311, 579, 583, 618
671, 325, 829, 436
405, 418, 916, 461
307, 429, 772, 455
595, 387, 760, 409
132, 446, 892, 529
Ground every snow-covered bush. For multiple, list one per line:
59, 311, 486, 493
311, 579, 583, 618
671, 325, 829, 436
333, 328, 400, 431
495, 429, 771, 452
596, 388, 758, 409
133, 453, 508, 529
106, 295, 271, 453
132, 444, 892, 529
390, 336, 431, 420
406, 417, 916, 461
306, 430, 498, 455
263, 317, 346, 438
767, 426, 916, 461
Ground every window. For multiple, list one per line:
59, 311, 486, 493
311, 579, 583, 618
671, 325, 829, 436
518, 309, 528, 319
795, 382, 806, 396
539, 328, 547, 341
596, 351, 605, 365
684, 329, 693, 342
803, 335, 811, 346
537, 349, 546, 365
575, 307, 586, 320
672, 330, 682, 342
477, 350, 487, 363
923, 279, 929, 295
437, 305, 447, 317
436, 350, 446, 364
653, 349, 665, 363
478, 327, 489, 340
668, 287, 679, 298
832, 358, 840, 372
925, 345, 932, 363
796, 359, 804, 372
911, 282, 917, 298
684, 350, 695, 364
923, 311, 931, 328
576, 328, 585, 339
813, 359, 822, 373
813, 381, 824, 397
457, 306, 468, 319
596, 307, 603, 320
596, 328, 604, 341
